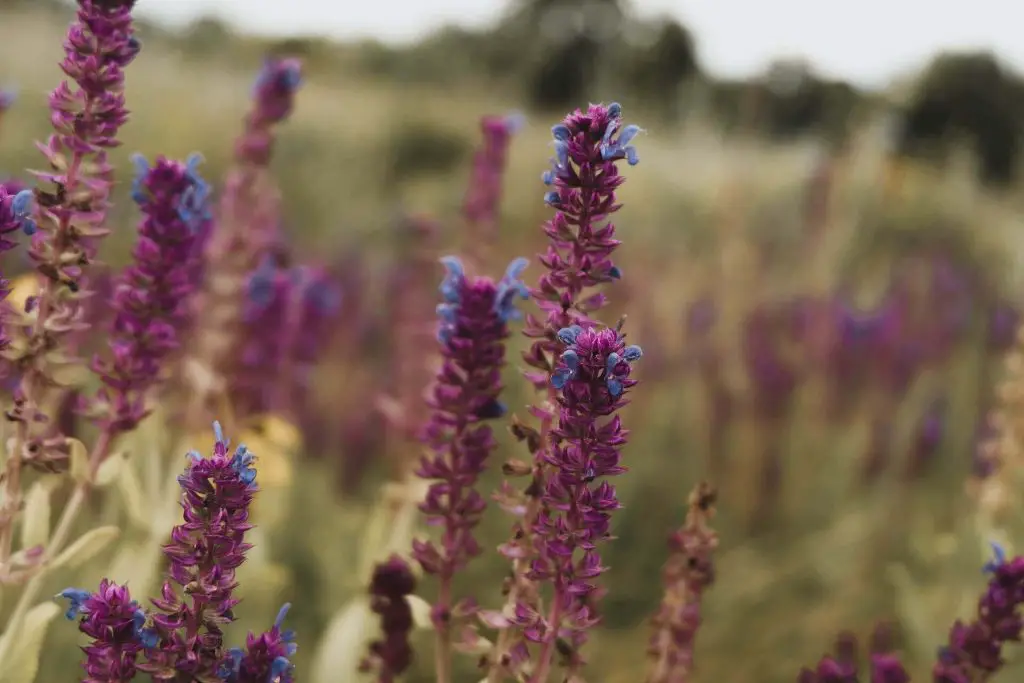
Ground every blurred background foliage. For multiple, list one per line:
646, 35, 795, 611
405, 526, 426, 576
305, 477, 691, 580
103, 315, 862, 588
3, 0, 1024, 681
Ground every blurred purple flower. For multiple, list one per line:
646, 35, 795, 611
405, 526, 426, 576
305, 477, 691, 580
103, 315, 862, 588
363, 555, 417, 683
987, 300, 1020, 353
933, 544, 1024, 681
463, 112, 521, 243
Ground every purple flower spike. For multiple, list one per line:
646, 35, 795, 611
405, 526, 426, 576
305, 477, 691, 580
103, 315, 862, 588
525, 325, 641, 667
523, 102, 639, 386
238, 57, 303, 165
220, 603, 297, 683
363, 556, 417, 683
90, 155, 210, 434
139, 421, 258, 681
28, 0, 137, 288
233, 256, 293, 417
413, 256, 527, 665
58, 579, 157, 682
463, 112, 521, 241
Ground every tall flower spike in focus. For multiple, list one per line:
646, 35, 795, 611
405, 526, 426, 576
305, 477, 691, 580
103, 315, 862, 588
525, 102, 640, 363
412, 255, 528, 682
0, 0, 137, 575
58, 580, 158, 682
645, 483, 718, 683
138, 421, 258, 681
91, 154, 210, 436
187, 56, 302, 431
521, 324, 641, 680
487, 102, 641, 683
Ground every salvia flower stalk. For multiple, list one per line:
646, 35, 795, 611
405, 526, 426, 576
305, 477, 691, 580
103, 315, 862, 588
799, 630, 910, 683
59, 580, 158, 682
0, 0, 138, 586
232, 258, 340, 421
462, 113, 523, 266
187, 57, 302, 431
932, 542, 1024, 682
57, 423, 298, 683
139, 421, 258, 679
488, 102, 641, 682
362, 555, 418, 683
520, 322, 641, 680
90, 153, 210, 436
645, 483, 718, 683
412, 255, 528, 682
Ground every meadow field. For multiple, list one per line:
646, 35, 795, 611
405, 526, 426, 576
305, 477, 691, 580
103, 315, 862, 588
2, 3, 1024, 682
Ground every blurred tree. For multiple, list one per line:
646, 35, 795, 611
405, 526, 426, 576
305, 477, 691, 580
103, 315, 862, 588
758, 59, 861, 143
182, 15, 233, 58
895, 51, 1024, 186
506, 0, 626, 111
705, 60, 862, 144
382, 121, 470, 190
619, 17, 700, 122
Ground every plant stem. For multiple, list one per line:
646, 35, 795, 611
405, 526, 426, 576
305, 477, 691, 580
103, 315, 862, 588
434, 577, 453, 683
0, 426, 114, 663
488, 386, 558, 683
0, 279, 55, 565
528, 599, 563, 683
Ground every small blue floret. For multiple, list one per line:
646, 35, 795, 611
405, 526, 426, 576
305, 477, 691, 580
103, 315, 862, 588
983, 540, 1008, 574
494, 257, 529, 323
12, 189, 36, 235
557, 326, 583, 345
57, 588, 92, 620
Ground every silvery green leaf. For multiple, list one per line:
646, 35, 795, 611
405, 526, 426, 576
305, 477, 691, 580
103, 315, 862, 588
19, 480, 53, 550
0, 601, 61, 683
107, 539, 162, 600
114, 456, 149, 531
94, 451, 127, 488
309, 598, 374, 683
67, 438, 90, 485
406, 593, 433, 631
50, 525, 120, 570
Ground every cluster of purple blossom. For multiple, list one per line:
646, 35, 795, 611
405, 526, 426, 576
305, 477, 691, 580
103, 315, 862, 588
0, 1, 324, 681
1, 2, 1023, 683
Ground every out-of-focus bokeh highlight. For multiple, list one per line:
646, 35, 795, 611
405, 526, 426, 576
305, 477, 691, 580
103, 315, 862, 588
3, 0, 1024, 680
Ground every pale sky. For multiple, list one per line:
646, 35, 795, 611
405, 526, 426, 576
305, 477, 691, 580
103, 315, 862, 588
134, 0, 1020, 89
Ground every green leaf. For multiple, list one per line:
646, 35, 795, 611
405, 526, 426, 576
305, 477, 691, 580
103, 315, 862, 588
0, 601, 61, 683
67, 438, 90, 485
309, 598, 374, 683
406, 594, 433, 631
107, 539, 162, 600
114, 456, 149, 531
50, 525, 120, 570
19, 481, 53, 550
94, 451, 126, 488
